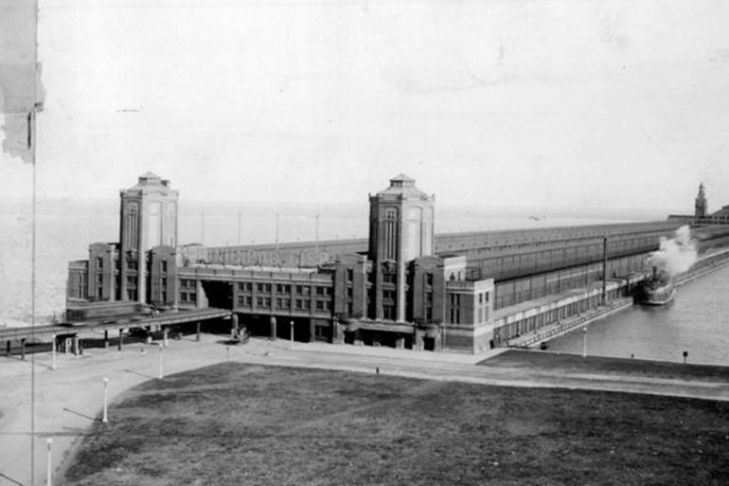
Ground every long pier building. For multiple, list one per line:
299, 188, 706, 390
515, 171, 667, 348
65, 173, 729, 353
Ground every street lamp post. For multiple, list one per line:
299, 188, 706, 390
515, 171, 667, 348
102, 377, 109, 423
442, 323, 446, 352
46, 437, 53, 486
51, 334, 56, 370
290, 320, 294, 348
582, 326, 588, 358
158, 344, 164, 379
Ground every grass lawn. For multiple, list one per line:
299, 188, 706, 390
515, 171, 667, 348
62, 363, 729, 486
482, 349, 729, 381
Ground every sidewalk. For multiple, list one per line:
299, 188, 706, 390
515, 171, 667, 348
273, 338, 508, 365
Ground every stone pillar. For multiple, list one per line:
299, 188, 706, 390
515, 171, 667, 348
163, 327, 169, 347
269, 316, 277, 340
395, 337, 405, 349
196, 321, 201, 342
138, 244, 147, 304
72, 336, 80, 356
331, 318, 343, 344
413, 329, 425, 351
20, 339, 26, 360
231, 314, 239, 338
434, 329, 443, 352
396, 259, 406, 322
195, 280, 208, 309
118, 328, 124, 351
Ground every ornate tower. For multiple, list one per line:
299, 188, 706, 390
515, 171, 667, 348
695, 182, 707, 219
119, 172, 179, 302
368, 174, 434, 322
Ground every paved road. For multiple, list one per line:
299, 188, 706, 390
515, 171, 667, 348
1, 336, 728, 485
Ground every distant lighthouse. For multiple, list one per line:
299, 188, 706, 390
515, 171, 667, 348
695, 182, 707, 219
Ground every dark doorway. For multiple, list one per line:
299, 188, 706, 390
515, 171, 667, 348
241, 315, 311, 342
423, 336, 436, 351
344, 329, 359, 345
201, 281, 233, 309
276, 316, 311, 342
243, 315, 273, 338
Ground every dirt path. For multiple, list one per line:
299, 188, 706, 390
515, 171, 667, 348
1, 336, 728, 485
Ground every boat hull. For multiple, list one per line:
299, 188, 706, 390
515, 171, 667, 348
640, 287, 676, 306
639, 283, 676, 306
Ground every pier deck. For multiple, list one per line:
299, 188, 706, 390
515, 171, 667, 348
0, 308, 232, 346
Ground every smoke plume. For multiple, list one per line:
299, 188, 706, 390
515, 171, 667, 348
647, 225, 698, 277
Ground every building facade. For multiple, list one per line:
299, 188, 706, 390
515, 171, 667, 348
67, 173, 729, 353
669, 183, 729, 225
67, 173, 179, 309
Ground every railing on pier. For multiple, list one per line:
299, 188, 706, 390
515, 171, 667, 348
506, 297, 634, 349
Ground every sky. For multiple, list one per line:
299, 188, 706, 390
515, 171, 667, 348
2, 0, 729, 212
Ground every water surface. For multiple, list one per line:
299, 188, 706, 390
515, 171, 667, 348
548, 264, 729, 366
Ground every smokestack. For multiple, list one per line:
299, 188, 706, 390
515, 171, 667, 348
647, 225, 698, 278
602, 237, 608, 305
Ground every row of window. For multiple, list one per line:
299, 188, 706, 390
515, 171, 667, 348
494, 290, 622, 344
180, 291, 197, 303
237, 282, 332, 296
236, 295, 332, 312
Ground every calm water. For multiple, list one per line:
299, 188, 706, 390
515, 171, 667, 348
548, 263, 729, 366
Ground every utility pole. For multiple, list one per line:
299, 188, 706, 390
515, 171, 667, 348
102, 377, 109, 423
275, 213, 280, 263
315, 214, 320, 265
602, 237, 608, 305
46, 438, 53, 486
158, 344, 164, 379
238, 210, 242, 246
51, 334, 56, 370
200, 210, 205, 245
